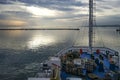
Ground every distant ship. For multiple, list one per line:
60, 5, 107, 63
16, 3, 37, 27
116, 27, 120, 31
28, 0, 120, 80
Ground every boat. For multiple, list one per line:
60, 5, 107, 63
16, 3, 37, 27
116, 28, 120, 31
116, 25, 120, 31
28, 0, 120, 80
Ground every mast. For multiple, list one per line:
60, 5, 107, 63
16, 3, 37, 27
89, 0, 93, 54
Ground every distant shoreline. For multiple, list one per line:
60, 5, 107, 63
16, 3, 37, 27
0, 28, 80, 30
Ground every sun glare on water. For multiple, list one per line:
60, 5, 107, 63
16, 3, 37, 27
27, 35, 55, 49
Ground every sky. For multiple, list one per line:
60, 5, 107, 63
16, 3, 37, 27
0, 0, 120, 28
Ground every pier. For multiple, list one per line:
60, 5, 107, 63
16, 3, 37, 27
0, 28, 80, 30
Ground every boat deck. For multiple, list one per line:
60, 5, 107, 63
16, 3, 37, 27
60, 51, 119, 80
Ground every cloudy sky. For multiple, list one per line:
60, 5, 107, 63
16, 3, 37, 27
0, 0, 120, 28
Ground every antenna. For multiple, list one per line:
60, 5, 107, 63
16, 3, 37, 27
89, 0, 93, 54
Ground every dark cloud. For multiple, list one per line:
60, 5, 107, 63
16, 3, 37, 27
1, 11, 32, 18
15, 0, 87, 11
0, 0, 13, 4
0, 0, 120, 27
17, 0, 87, 6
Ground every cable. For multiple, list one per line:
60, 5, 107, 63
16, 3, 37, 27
72, 29, 80, 46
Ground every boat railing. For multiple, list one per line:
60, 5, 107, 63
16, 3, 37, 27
57, 46, 119, 56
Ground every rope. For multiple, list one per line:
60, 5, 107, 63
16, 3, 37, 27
71, 28, 80, 46
72, 15, 89, 46
96, 26, 106, 47
93, 0, 105, 47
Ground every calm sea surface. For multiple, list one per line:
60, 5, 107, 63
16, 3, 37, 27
0, 27, 120, 80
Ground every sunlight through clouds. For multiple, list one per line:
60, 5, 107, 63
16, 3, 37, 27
0, 0, 120, 27
0, 20, 27, 27
23, 6, 63, 18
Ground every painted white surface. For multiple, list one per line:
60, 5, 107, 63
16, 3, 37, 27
28, 78, 50, 80
66, 77, 82, 80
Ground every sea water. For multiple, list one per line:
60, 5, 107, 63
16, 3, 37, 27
0, 27, 119, 80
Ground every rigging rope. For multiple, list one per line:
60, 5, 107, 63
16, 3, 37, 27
71, 28, 80, 46
92, 0, 105, 48
93, 0, 96, 47
72, 8, 89, 46
96, 26, 106, 47
92, 0, 105, 47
